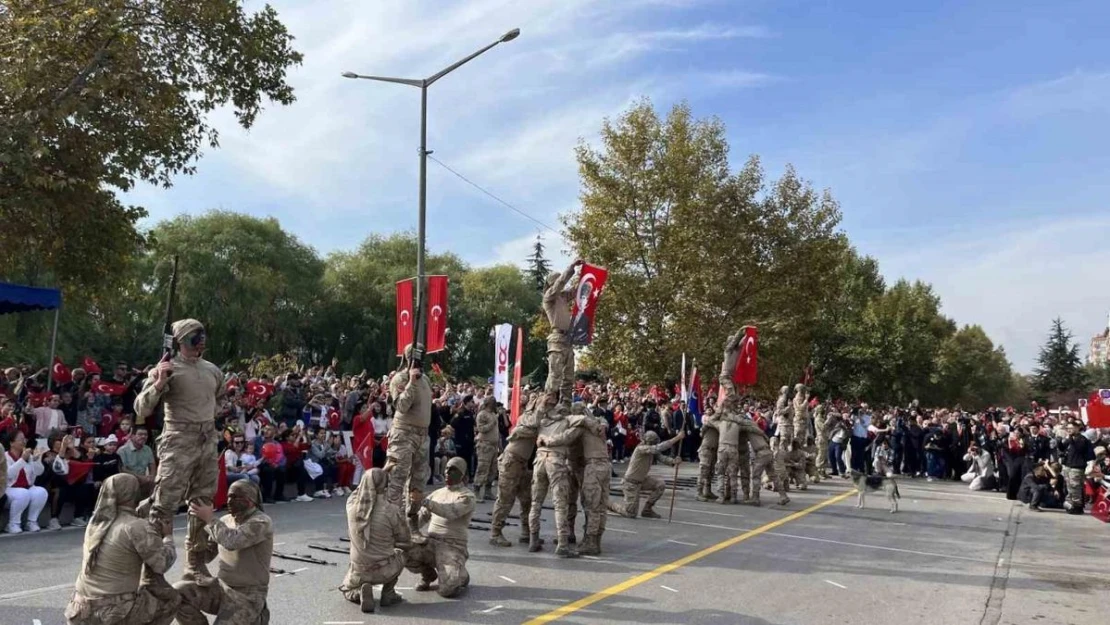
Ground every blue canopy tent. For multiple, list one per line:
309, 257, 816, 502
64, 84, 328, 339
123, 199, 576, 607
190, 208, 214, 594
0, 282, 62, 391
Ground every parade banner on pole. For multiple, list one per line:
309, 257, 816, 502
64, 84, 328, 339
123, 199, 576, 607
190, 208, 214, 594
426, 275, 449, 354
395, 278, 414, 357
681, 353, 688, 403
570, 263, 608, 346
732, 326, 759, 386
493, 323, 513, 405
510, 327, 524, 428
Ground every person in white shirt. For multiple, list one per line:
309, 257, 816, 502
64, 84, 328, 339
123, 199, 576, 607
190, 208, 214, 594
33, 394, 67, 437
5, 431, 48, 533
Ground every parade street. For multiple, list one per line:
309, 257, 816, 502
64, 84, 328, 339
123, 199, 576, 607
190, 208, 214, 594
1, 463, 1105, 625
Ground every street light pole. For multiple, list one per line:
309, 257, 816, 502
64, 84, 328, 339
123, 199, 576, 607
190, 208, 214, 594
343, 28, 520, 359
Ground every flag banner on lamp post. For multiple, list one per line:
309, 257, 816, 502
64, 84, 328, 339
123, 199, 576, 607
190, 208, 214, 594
510, 327, 524, 428
493, 323, 513, 405
426, 275, 449, 354
395, 278, 415, 357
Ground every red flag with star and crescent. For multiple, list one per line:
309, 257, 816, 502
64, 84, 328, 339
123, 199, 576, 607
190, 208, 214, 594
732, 326, 758, 386
426, 275, 449, 354
52, 357, 72, 385
569, 263, 608, 346
395, 278, 415, 357
1080, 389, 1110, 429
82, 357, 102, 375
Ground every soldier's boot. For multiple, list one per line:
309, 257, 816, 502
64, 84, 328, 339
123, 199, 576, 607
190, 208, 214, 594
484, 487, 496, 502
704, 488, 719, 501
379, 581, 404, 607
578, 534, 601, 556
568, 530, 577, 545
740, 483, 752, 504
696, 492, 710, 502
359, 582, 376, 613
528, 532, 543, 553
778, 492, 791, 506
640, 504, 662, 519
181, 550, 214, 587
489, 529, 512, 548
743, 490, 762, 507
718, 492, 732, 504
415, 574, 437, 592
555, 535, 580, 558
475, 485, 486, 501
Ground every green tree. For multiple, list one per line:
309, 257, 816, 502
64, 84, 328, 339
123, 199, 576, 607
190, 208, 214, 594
526, 234, 551, 292
565, 98, 846, 388
1085, 362, 1110, 389
933, 325, 1013, 409
0, 0, 303, 288
1033, 318, 1087, 395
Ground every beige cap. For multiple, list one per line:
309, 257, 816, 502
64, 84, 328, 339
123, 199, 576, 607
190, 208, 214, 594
171, 319, 205, 342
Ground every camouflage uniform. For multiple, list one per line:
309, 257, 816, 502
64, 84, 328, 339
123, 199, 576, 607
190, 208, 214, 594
609, 432, 680, 519
405, 458, 476, 598
696, 412, 720, 502
473, 398, 501, 501
489, 397, 540, 547
743, 420, 786, 506
386, 348, 433, 523
716, 417, 741, 504
340, 469, 411, 612
529, 404, 576, 555
813, 403, 830, 476
66, 474, 180, 625
540, 409, 610, 555
134, 319, 225, 583
543, 263, 579, 405
772, 386, 793, 453
784, 444, 808, 490
174, 481, 274, 625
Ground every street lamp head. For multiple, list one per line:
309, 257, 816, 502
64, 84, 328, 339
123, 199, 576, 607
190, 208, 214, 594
341, 71, 359, 79
500, 28, 521, 43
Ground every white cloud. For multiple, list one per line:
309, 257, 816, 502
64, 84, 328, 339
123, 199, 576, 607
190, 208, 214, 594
1005, 70, 1110, 120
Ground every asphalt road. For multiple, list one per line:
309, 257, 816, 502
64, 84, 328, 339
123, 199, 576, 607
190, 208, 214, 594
2, 464, 1107, 625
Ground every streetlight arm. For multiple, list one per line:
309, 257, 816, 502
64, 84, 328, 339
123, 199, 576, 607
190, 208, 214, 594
424, 38, 503, 86
342, 73, 424, 87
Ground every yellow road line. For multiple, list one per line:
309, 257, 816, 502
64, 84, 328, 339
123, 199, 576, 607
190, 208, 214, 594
522, 490, 855, 624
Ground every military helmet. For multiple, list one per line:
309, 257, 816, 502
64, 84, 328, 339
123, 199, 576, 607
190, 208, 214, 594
642, 431, 660, 445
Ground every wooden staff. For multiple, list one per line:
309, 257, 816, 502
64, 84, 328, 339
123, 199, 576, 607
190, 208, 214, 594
667, 459, 680, 523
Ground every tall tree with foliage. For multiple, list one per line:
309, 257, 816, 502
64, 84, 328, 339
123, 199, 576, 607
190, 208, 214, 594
933, 325, 1013, 409
0, 0, 303, 289
526, 234, 551, 292
1034, 318, 1087, 395
565, 98, 846, 387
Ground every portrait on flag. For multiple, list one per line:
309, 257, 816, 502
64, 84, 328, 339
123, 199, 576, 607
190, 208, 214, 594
570, 263, 608, 346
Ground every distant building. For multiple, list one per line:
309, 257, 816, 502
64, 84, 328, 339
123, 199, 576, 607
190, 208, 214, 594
1090, 312, 1110, 366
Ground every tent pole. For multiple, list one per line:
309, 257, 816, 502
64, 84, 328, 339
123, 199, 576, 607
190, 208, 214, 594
47, 307, 59, 392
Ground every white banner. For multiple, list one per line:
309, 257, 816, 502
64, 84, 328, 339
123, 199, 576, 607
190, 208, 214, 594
493, 323, 513, 405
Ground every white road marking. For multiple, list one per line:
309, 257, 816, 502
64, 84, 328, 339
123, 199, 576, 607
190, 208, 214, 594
607, 528, 638, 534
581, 555, 608, 561
825, 580, 847, 589
396, 587, 414, 591
275, 567, 308, 577
899, 487, 1008, 502
481, 605, 504, 614
273, 542, 286, 547
675, 507, 744, 518
667, 539, 697, 546
34, 620, 43, 625
323, 621, 364, 624
0, 583, 72, 602
499, 575, 517, 584
660, 585, 679, 593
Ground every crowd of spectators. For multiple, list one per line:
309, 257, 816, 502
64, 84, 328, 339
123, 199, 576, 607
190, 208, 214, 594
2, 359, 1106, 534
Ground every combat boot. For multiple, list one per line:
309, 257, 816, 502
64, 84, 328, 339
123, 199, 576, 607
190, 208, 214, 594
181, 551, 214, 587
640, 505, 661, 519
568, 531, 577, 545
528, 532, 543, 553
359, 582, 376, 613
379, 581, 404, 607
489, 531, 512, 548
718, 494, 732, 505
704, 490, 719, 501
484, 487, 496, 502
696, 492, 710, 502
778, 493, 791, 506
578, 534, 600, 556
555, 536, 580, 558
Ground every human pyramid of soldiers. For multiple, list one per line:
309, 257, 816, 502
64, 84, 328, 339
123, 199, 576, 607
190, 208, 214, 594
63, 261, 810, 624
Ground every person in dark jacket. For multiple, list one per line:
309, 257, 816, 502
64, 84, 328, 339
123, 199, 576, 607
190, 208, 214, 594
906, 416, 925, 477
1000, 431, 1030, 501
1058, 422, 1095, 514
450, 396, 477, 479
923, 422, 949, 481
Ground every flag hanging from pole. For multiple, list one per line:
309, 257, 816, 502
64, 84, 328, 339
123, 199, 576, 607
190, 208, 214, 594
687, 365, 704, 426
510, 327, 524, 428
570, 263, 608, 346
493, 324, 513, 405
52, 357, 72, 385
732, 326, 758, 386
426, 275, 449, 354
395, 278, 415, 357
82, 357, 102, 375
681, 354, 688, 403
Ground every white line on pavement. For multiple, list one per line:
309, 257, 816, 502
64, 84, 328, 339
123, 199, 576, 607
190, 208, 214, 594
667, 539, 697, 546
607, 528, 638, 534
899, 488, 1007, 502
33, 620, 43, 625
0, 583, 72, 602
499, 575, 517, 584
323, 621, 364, 624
675, 507, 744, 518
273, 542, 286, 547
275, 567, 308, 577
396, 587, 414, 591
660, 585, 679, 593
480, 605, 504, 614
825, 580, 847, 589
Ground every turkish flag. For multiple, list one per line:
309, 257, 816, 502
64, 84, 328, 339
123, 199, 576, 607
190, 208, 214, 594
570, 263, 607, 346
226, 378, 240, 392
214, 453, 228, 509
327, 409, 340, 430
732, 326, 758, 386
431, 362, 443, 376
510, 327, 524, 428
800, 364, 814, 386
1082, 390, 1110, 428
64, 461, 95, 486
1091, 486, 1110, 524
52, 357, 72, 385
82, 357, 102, 375
355, 430, 376, 470
396, 278, 415, 357
28, 391, 52, 407
426, 275, 449, 354
92, 381, 128, 396
245, 381, 267, 399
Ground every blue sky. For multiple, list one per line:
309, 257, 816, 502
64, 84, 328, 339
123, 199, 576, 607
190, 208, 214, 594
127, 0, 1110, 372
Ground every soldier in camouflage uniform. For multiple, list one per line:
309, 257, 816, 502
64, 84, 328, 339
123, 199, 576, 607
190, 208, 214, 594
406, 457, 476, 598
489, 394, 542, 548
813, 400, 830, 477
565, 407, 586, 545
696, 407, 720, 502
135, 319, 225, 584
529, 399, 578, 557
538, 403, 611, 555
609, 430, 684, 519
543, 260, 583, 406
743, 418, 787, 507
174, 480, 274, 625
771, 385, 792, 454
473, 397, 501, 502
65, 474, 180, 625
715, 411, 741, 504
386, 345, 432, 528
340, 468, 412, 613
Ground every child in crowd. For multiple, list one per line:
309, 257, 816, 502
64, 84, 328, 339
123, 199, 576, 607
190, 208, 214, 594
435, 425, 456, 484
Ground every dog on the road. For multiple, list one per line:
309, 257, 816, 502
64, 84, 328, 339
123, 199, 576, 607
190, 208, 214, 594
850, 470, 901, 513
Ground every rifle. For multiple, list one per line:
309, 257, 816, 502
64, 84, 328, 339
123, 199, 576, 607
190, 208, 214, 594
272, 551, 335, 566
161, 255, 179, 360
